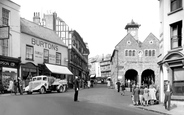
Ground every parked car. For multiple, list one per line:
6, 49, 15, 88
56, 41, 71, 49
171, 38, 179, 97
24, 75, 67, 94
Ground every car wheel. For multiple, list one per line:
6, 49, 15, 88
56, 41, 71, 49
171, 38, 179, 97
40, 87, 45, 94
150, 100, 155, 105
57, 86, 63, 93
63, 85, 66, 92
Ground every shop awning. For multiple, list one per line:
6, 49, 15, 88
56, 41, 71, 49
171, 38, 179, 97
45, 63, 73, 75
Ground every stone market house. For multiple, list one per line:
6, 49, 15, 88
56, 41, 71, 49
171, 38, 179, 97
111, 20, 160, 89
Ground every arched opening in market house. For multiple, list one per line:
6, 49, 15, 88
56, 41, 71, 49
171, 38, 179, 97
141, 69, 155, 87
125, 69, 138, 87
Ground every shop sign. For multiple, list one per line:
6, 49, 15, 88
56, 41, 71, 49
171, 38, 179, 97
31, 38, 58, 51
0, 60, 18, 68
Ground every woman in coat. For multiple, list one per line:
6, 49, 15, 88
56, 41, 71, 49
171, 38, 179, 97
133, 85, 139, 105
139, 85, 144, 105
149, 85, 157, 100
8, 80, 14, 94
13, 80, 17, 95
143, 85, 149, 106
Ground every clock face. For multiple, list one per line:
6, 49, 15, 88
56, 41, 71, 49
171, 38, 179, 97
131, 30, 136, 36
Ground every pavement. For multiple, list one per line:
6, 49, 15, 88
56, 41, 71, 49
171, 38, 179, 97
125, 88, 184, 115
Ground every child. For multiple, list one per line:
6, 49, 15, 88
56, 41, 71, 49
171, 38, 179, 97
131, 95, 135, 105
120, 82, 125, 96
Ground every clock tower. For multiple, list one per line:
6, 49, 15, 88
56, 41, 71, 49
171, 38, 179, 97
125, 19, 141, 41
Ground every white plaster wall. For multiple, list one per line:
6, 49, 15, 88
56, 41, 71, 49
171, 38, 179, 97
20, 33, 68, 66
159, 0, 184, 102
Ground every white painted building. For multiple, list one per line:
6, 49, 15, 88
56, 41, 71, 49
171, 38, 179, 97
0, 0, 21, 92
20, 18, 72, 87
158, 0, 184, 102
0, 0, 21, 58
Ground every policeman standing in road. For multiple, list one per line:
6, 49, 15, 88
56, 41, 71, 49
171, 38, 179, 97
74, 76, 79, 102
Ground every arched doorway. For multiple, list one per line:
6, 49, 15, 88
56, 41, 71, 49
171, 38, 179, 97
141, 69, 155, 87
125, 69, 138, 87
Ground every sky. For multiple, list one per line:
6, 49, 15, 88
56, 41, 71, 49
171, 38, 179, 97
12, 0, 160, 58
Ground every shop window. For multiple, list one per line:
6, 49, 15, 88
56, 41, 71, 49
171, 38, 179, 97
170, 21, 182, 49
56, 52, 61, 65
26, 45, 34, 60
173, 67, 184, 95
171, 0, 182, 12
44, 49, 49, 63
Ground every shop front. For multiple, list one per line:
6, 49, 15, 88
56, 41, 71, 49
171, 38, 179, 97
158, 51, 184, 102
21, 62, 38, 87
0, 55, 21, 93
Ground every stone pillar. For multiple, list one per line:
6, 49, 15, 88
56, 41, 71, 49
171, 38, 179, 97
159, 65, 164, 103
160, 64, 169, 103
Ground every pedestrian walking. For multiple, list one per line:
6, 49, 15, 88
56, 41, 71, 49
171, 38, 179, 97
74, 76, 79, 102
143, 85, 149, 106
13, 80, 17, 95
164, 80, 172, 111
116, 80, 121, 92
107, 79, 111, 88
139, 85, 144, 105
17, 77, 23, 95
87, 80, 91, 88
8, 79, 14, 94
84, 80, 87, 89
120, 82, 125, 96
133, 85, 139, 106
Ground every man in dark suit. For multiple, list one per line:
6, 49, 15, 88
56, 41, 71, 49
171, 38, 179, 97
164, 80, 172, 111
116, 80, 121, 92
74, 76, 79, 102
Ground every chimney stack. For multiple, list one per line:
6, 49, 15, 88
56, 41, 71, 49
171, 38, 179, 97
33, 12, 41, 25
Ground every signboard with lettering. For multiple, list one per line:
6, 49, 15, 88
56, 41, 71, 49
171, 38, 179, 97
0, 60, 18, 68
31, 38, 58, 51
31, 38, 58, 64
0, 26, 9, 39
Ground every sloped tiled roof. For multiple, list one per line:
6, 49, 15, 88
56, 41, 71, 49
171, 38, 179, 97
20, 18, 67, 47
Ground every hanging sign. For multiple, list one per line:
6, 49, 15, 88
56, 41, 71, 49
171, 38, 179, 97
0, 26, 9, 39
